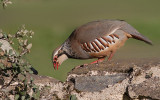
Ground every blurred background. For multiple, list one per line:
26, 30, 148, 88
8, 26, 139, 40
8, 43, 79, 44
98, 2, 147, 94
0, 0, 159, 81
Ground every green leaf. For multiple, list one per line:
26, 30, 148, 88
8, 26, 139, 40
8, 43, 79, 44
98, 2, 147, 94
33, 90, 40, 99
21, 96, 25, 100
19, 75, 25, 81
20, 91, 26, 96
29, 70, 33, 74
25, 66, 33, 74
0, 63, 5, 69
33, 84, 38, 89
30, 77, 33, 81
3, 33, 7, 38
14, 94, 20, 100
70, 95, 77, 100
18, 39, 24, 46
0, 42, 3, 47
9, 49, 13, 55
15, 51, 20, 56
4, 50, 7, 55
24, 79, 28, 85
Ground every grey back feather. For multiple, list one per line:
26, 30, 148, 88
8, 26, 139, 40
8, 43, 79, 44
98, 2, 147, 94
70, 19, 152, 45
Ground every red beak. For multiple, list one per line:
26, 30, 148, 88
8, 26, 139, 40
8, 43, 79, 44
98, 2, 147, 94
53, 56, 59, 70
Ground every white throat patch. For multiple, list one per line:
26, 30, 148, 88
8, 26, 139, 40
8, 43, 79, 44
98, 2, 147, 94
57, 54, 68, 65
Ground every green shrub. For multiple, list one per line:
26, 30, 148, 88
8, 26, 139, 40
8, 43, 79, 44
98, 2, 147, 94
0, 25, 40, 100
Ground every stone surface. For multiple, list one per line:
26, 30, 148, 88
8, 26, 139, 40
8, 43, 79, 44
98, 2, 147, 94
74, 73, 128, 92
70, 78, 129, 100
129, 77, 160, 99
67, 58, 160, 100
128, 67, 160, 100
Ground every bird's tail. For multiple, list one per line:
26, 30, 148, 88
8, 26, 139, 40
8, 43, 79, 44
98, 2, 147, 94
121, 22, 152, 45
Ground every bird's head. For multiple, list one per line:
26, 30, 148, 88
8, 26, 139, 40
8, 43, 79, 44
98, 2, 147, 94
52, 46, 68, 70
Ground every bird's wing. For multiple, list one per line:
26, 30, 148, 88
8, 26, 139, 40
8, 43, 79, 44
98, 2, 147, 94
69, 19, 152, 45
69, 20, 123, 43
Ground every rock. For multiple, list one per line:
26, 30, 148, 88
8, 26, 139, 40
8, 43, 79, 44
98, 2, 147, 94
28, 74, 68, 100
74, 73, 128, 92
128, 66, 160, 100
67, 70, 129, 100
129, 77, 160, 100
66, 58, 160, 100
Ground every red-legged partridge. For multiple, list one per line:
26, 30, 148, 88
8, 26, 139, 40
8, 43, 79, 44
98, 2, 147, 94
52, 19, 152, 70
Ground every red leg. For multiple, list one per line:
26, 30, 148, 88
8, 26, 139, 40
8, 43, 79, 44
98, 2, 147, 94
90, 57, 105, 64
75, 58, 105, 69
108, 51, 115, 61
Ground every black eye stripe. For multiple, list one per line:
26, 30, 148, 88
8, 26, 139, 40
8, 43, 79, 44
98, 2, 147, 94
57, 53, 63, 58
